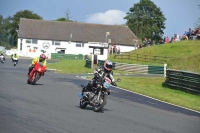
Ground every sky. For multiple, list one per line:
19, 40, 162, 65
0, 0, 199, 39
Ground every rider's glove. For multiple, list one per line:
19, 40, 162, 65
111, 82, 117, 86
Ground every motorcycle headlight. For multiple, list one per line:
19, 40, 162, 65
38, 68, 41, 72
103, 82, 110, 89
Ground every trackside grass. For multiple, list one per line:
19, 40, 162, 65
48, 40, 200, 112
114, 76, 200, 112
48, 60, 93, 74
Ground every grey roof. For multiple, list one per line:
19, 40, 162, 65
18, 18, 138, 45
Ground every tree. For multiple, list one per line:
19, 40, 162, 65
9, 10, 43, 46
124, 0, 166, 43
194, 5, 200, 28
55, 17, 68, 21
0, 15, 13, 48
54, 9, 74, 22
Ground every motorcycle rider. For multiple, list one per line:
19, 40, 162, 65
83, 60, 117, 99
0, 53, 5, 62
12, 53, 19, 64
27, 54, 47, 75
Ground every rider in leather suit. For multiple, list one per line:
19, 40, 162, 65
83, 60, 117, 98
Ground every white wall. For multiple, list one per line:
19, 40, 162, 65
17, 38, 136, 59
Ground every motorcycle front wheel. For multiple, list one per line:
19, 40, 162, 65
80, 99, 88, 109
93, 95, 107, 112
31, 73, 39, 85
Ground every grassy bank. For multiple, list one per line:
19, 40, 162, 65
109, 40, 200, 73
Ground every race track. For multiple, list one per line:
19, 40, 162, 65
0, 58, 199, 133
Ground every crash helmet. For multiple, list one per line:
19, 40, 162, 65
39, 54, 46, 61
104, 60, 113, 72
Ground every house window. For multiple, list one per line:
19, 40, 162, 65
94, 48, 103, 55
32, 39, 38, 44
76, 43, 84, 47
52, 41, 60, 45
76, 43, 81, 47
26, 39, 38, 44
26, 39, 31, 43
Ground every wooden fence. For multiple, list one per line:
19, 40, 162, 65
165, 69, 200, 93
114, 52, 174, 64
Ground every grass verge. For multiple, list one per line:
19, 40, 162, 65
113, 76, 200, 112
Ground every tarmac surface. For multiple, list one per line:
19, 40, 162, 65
0, 58, 199, 133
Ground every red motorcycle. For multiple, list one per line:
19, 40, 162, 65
27, 62, 47, 85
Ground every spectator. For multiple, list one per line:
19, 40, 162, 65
143, 38, 148, 47
189, 30, 196, 40
166, 36, 169, 43
170, 36, 175, 43
109, 47, 112, 54
187, 28, 192, 39
147, 38, 152, 46
113, 44, 117, 54
181, 30, 188, 40
85, 55, 89, 60
174, 34, 180, 42
181, 34, 188, 40
117, 47, 120, 54
195, 28, 200, 39
183, 30, 188, 36
163, 36, 166, 44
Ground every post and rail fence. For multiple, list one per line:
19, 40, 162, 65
114, 52, 174, 64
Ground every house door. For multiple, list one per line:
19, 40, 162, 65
94, 54, 97, 64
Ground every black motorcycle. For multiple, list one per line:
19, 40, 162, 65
77, 77, 112, 112
12, 57, 18, 66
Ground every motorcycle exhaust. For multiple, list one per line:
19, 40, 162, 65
77, 92, 83, 99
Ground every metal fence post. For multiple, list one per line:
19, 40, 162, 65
164, 64, 167, 77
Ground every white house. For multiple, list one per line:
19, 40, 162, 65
17, 18, 139, 60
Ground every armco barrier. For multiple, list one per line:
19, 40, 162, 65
98, 60, 165, 74
51, 53, 83, 60
165, 69, 200, 93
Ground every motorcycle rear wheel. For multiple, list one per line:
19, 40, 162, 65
93, 95, 107, 112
